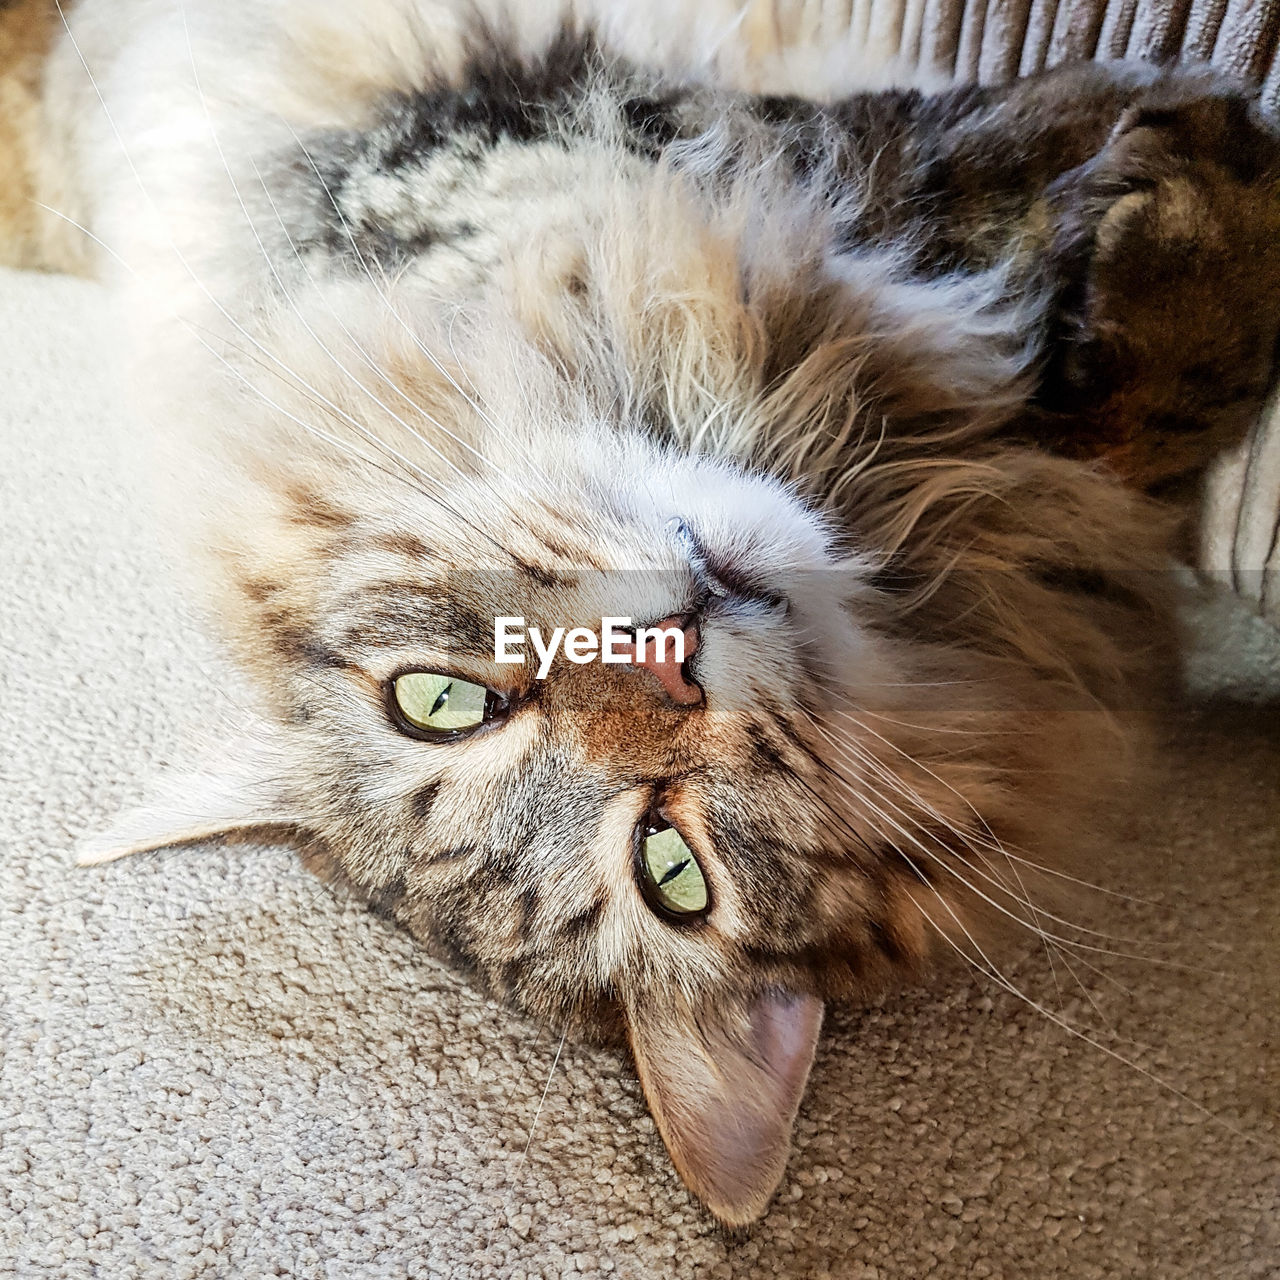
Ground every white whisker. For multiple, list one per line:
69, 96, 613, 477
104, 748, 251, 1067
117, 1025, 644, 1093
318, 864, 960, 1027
30, 200, 136, 275
903, 879, 1246, 1141
826, 691, 1156, 907
520, 1026, 568, 1161
796, 710, 1224, 971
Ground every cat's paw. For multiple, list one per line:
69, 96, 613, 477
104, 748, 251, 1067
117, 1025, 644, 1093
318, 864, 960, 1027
1039, 86, 1280, 490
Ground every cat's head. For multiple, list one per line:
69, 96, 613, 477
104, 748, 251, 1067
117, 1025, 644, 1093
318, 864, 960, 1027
86, 420, 931, 1223
87, 417, 1164, 1222
87, 172, 1171, 1224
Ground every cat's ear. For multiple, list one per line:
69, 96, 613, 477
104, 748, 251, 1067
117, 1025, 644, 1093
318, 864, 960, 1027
626, 988, 824, 1226
77, 724, 303, 866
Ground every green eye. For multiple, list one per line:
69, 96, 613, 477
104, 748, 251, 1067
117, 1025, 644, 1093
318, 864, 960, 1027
639, 822, 710, 919
390, 672, 498, 737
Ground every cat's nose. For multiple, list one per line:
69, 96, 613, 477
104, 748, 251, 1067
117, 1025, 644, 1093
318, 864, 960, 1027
620, 616, 703, 707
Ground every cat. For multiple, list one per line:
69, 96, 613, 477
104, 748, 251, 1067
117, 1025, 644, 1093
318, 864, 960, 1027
8, 0, 1280, 1226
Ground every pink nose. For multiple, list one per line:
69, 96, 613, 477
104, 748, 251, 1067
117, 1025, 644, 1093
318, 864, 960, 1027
619, 616, 703, 707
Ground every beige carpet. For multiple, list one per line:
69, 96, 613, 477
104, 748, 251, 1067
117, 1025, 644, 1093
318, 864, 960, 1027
1, 265, 1278, 1278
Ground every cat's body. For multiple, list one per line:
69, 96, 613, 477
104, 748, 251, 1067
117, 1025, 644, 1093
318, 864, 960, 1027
12, 0, 1280, 1225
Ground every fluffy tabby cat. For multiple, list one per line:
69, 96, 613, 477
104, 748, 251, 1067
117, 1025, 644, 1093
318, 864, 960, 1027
7, 0, 1280, 1225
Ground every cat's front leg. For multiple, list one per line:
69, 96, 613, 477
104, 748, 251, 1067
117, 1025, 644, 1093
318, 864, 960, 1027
1035, 84, 1280, 494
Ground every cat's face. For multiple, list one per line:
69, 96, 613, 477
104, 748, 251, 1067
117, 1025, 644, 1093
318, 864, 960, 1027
83, 320, 1167, 1228
92, 409, 1027, 1221
289, 438, 964, 1218
82, 149, 1174, 1222
87, 370, 1172, 1226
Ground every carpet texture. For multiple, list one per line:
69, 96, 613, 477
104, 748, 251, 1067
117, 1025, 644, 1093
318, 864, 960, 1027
2, 269, 1279, 1276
